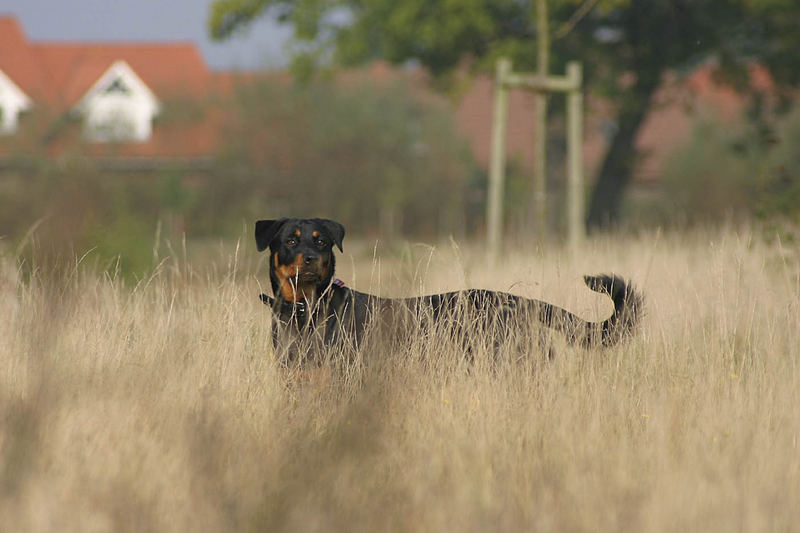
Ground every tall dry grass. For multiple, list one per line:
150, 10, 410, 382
1, 227, 799, 532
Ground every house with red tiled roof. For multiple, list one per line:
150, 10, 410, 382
0, 15, 236, 157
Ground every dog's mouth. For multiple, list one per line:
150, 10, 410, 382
293, 270, 321, 283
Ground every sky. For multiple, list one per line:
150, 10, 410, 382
0, 0, 293, 71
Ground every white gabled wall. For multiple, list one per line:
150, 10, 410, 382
74, 60, 160, 143
0, 68, 32, 134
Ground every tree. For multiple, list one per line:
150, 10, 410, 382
210, 0, 800, 230
212, 77, 474, 237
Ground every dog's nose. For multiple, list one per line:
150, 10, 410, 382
303, 254, 318, 264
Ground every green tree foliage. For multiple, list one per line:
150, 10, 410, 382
210, 0, 800, 230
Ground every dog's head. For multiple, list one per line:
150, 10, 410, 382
255, 218, 345, 302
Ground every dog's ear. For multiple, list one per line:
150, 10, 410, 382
316, 219, 345, 252
255, 219, 287, 252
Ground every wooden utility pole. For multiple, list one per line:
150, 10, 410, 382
487, 58, 512, 260
566, 61, 584, 253
533, 0, 549, 242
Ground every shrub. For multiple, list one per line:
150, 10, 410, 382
660, 116, 762, 224
215, 78, 478, 237
658, 108, 800, 229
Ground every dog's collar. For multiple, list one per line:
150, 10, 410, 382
284, 280, 344, 312
280, 299, 307, 315
260, 279, 345, 314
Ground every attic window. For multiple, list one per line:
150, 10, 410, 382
78, 61, 159, 142
104, 77, 131, 95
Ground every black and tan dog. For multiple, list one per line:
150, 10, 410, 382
256, 217, 641, 365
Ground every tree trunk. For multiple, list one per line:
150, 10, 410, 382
586, 74, 659, 230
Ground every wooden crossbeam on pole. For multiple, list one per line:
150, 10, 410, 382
503, 73, 580, 92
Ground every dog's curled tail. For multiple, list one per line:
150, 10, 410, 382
582, 274, 643, 347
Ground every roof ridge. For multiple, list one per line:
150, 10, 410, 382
31, 39, 201, 47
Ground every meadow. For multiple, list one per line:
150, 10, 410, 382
1, 227, 798, 532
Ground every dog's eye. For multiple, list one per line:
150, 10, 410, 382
286, 238, 297, 246
316, 239, 326, 247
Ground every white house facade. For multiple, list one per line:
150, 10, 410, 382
74, 60, 161, 143
0, 68, 32, 135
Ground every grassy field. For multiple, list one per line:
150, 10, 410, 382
1, 227, 799, 532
